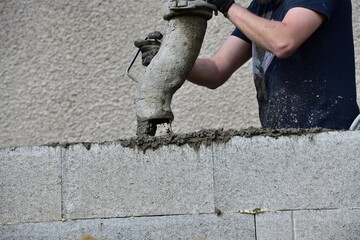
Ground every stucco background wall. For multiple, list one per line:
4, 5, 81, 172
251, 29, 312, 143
1, 0, 359, 147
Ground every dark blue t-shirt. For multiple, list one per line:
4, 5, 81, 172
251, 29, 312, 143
232, 0, 359, 129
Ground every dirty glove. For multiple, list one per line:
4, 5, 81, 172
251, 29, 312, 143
134, 31, 163, 67
209, 0, 235, 17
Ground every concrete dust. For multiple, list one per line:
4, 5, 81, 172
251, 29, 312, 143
120, 127, 331, 152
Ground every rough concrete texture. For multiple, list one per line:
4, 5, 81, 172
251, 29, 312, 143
256, 209, 360, 240
1, 131, 360, 239
63, 143, 214, 219
256, 211, 294, 240
0, 214, 255, 240
214, 131, 360, 211
0, 146, 62, 225
293, 209, 360, 239
1, 0, 359, 148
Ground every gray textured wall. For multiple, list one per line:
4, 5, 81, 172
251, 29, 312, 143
1, 0, 359, 147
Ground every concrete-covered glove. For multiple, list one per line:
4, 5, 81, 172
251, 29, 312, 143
209, 0, 235, 17
134, 31, 163, 67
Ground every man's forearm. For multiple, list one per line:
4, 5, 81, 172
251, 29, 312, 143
227, 4, 291, 57
187, 34, 252, 89
226, 3, 325, 58
187, 58, 225, 90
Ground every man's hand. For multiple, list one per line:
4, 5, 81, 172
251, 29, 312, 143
209, 0, 235, 17
134, 31, 163, 66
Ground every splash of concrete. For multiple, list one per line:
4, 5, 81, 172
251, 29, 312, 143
120, 127, 331, 152
36, 127, 331, 153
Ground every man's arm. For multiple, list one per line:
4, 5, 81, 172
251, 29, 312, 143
187, 35, 252, 89
187, 2, 326, 89
227, 4, 326, 58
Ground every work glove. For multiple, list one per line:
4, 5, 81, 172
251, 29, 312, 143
134, 31, 163, 67
208, 0, 235, 17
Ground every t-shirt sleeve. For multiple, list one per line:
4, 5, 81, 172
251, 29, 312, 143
287, 0, 339, 19
231, 0, 339, 42
231, 28, 251, 43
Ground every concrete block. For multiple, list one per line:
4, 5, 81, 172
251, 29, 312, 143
214, 131, 360, 211
101, 213, 255, 240
294, 209, 360, 239
0, 219, 102, 240
255, 209, 360, 240
255, 211, 294, 240
0, 214, 255, 240
0, 147, 62, 224
62, 143, 214, 219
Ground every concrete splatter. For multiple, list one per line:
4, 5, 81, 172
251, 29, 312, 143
120, 127, 331, 152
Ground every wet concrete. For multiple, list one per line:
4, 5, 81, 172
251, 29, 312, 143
16, 127, 334, 153
39, 127, 331, 153
120, 127, 331, 152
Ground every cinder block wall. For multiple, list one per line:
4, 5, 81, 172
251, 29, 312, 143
1, 0, 360, 147
1, 130, 359, 239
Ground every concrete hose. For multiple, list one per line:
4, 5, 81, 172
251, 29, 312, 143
136, 1, 214, 136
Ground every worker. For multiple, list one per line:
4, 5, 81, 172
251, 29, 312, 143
137, 0, 360, 129
189, 0, 360, 129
